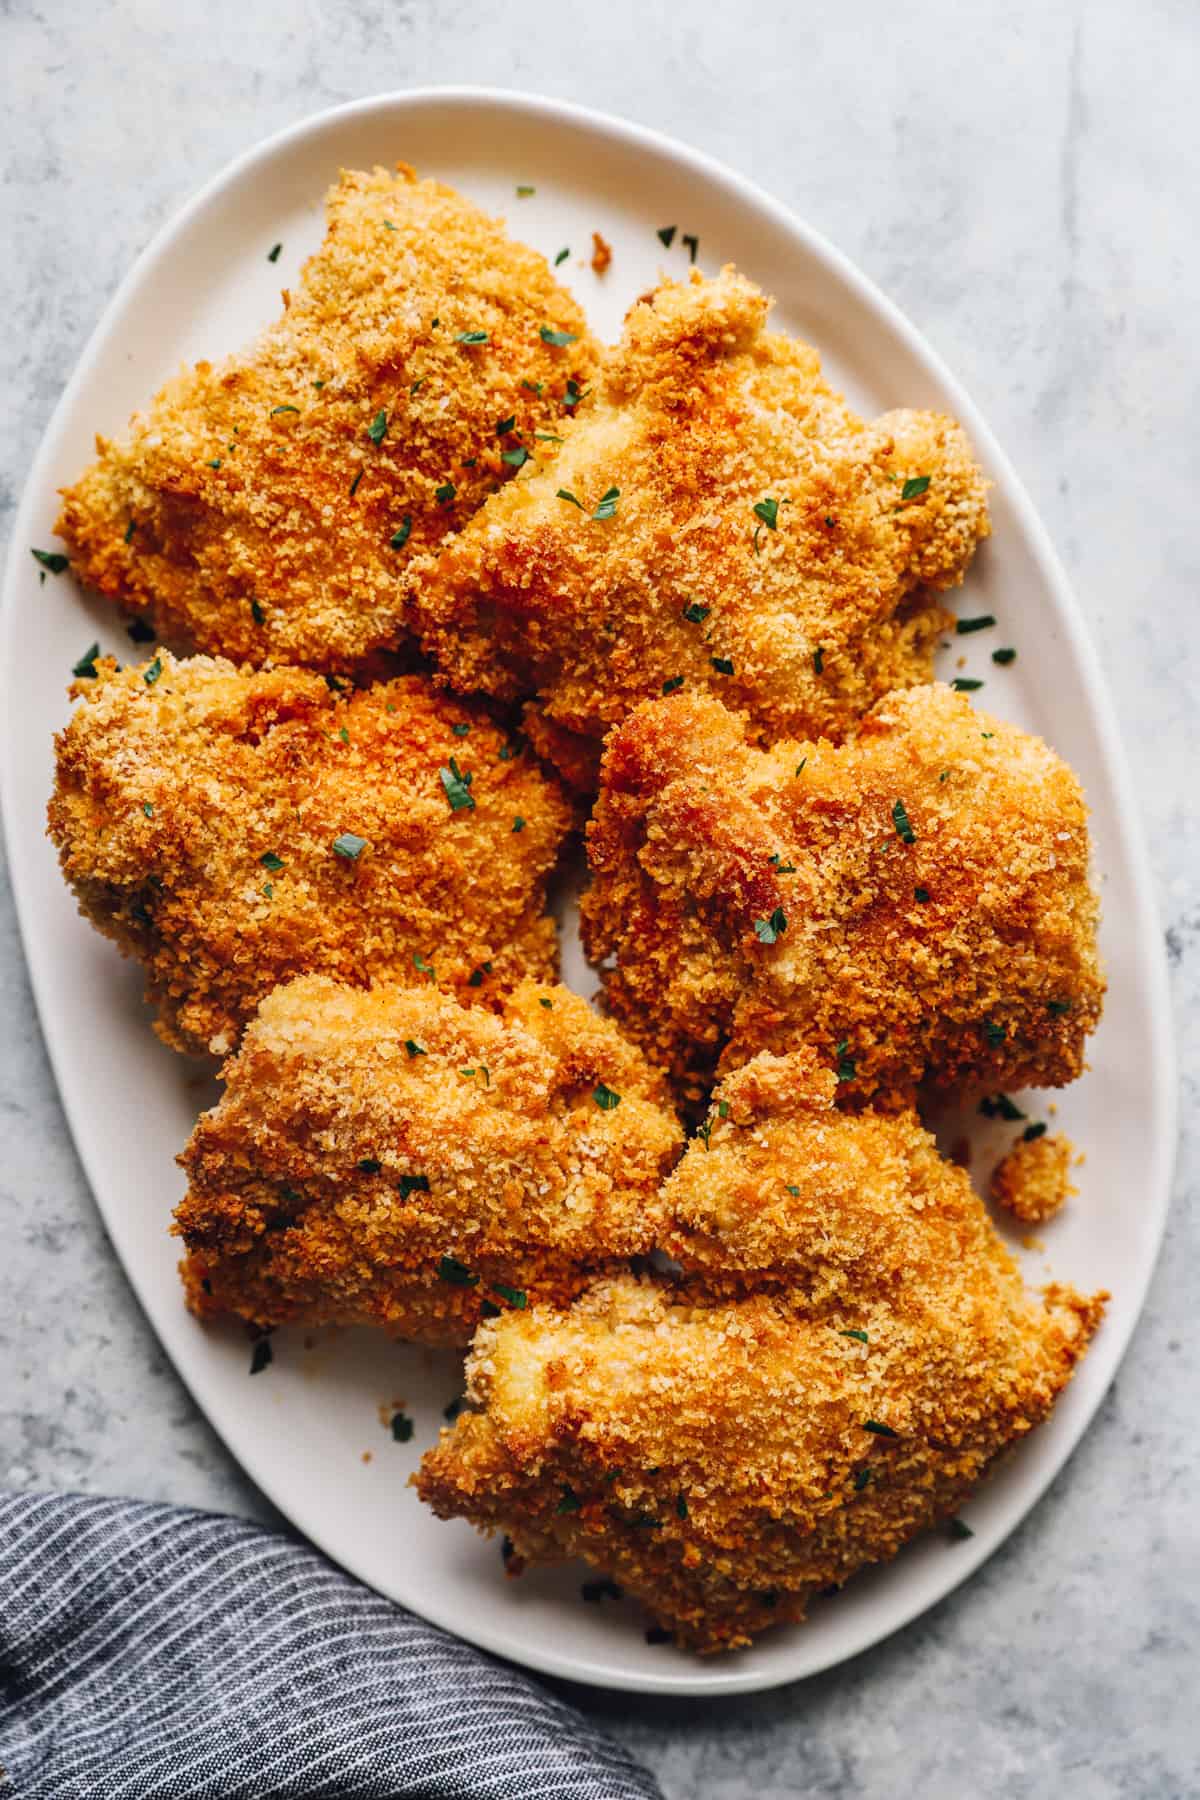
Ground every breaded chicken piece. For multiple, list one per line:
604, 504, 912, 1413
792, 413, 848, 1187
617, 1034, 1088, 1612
417, 1051, 1104, 1651
582, 683, 1103, 1104
991, 1131, 1076, 1225
56, 165, 598, 670
177, 977, 682, 1344
48, 654, 571, 1054
407, 266, 989, 772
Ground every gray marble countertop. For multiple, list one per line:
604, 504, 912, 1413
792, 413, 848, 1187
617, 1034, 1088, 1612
2, 2, 1197, 1794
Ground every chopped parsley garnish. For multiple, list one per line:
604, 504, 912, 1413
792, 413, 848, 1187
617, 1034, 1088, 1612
535, 431, 563, 443
813, 646, 826, 675
267, 242, 282, 262
711, 655, 734, 675
390, 517, 412, 550
438, 1255, 477, 1286
682, 233, 699, 262
410, 379, 424, 395
501, 447, 529, 467
835, 1039, 857, 1083
413, 952, 436, 981
753, 497, 780, 531
512, 816, 525, 832
555, 247, 570, 265
398, 1174, 430, 1197
124, 519, 137, 543
142, 802, 154, 819
563, 377, 585, 409
952, 677, 983, 692
891, 798, 916, 844
993, 647, 1017, 665
982, 1019, 1007, 1046
349, 469, 364, 498
331, 832, 367, 860
439, 757, 476, 812
854, 1468, 873, 1491
207, 458, 222, 470
452, 722, 471, 737
840, 1329, 869, 1344
754, 908, 787, 945
538, 996, 553, 1008
262, 882, 273, 899
249, 1338, 273, 1375
357, 1158, 382, 1174
556, 488, 583, 509
390, 1412, 414, 1442
1023, 1121, 1047, 1142
900, 475, 930, 501
1047, 999, 1072, 1016
593, 1083, 621, 1112
251, 599, 265, 625
516, 184, 535, 197
682, 601, 710, 624
490, 1283, 527, 1309
980, 1093, 1024, 1121
522, 378, 544, 395
33, 547, 69, 575
863, 1419, 899, 1438
556, 1486, 582, 1514
270, 405, 299, 416
495, 414, 516, 436
143, 656, 163, 686
540, 325, 578, 346
443, 1394, 467, 1422
455, 330, 489, 344
435, 481, 457, 504
947, 1517, 974, 1541
260, 852, 284, 872
795, 758, 807, 776
956, 615, 995, 634
72, 643, 100, 679
657, 225, 677, 247
405, 1039, 426, 1057
785, 1184, 800, 1196
367, 409, 388, 445
313, 379, 326, 388
914, 886, 931, 903
338, 726, 350, 745
662, 675, 684, 694
459, 1064, 491, 1087
676, 1494, 689, 1519
592, 486, 620, 520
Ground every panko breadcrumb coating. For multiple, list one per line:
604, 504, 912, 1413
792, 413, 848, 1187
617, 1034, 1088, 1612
582, 682, 1104, 1104
406, 266, 989, 771
417, 1050, 1104, 1652
177, 977, 682, 1344
56, 165, 598, 670
48, 655, 571, 1054
991, 1131, 1077, 1225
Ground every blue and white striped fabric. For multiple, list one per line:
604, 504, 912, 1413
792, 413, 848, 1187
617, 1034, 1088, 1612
0, 1490, 661, 1800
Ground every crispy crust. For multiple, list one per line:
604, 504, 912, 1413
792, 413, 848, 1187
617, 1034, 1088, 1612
581, 682, 1104, 1104
177, 977, 683, 1343
406, 266, 989, 773
48, 654, 572, 1053
417, 1051, 1104, 1651
991, 1131, 1076, 1224
56, 165, 598, 670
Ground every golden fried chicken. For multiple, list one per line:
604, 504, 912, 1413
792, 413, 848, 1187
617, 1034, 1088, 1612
582, 682, 1103, 1104
407, 265, 989, 773
992, 1131, 1076, 1225
178, 977, 682, 1344
48, 655, 571, 1054
57, 165, 598, 670
417, 1051, 1104, 1651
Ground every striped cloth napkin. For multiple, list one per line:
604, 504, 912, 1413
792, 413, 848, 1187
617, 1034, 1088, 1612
0, 1490, 661, 1799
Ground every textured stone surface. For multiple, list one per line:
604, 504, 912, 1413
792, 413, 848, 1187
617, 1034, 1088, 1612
1, 1, 1197, 1792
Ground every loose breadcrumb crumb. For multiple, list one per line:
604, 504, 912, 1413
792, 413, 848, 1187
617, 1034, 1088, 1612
992, 1132, 1077, 1224
591, 231, 613, 274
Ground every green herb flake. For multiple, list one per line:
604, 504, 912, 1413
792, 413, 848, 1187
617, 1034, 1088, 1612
439, 757, 476, 812
357, 1158, 382, 1176
753, 907, 788, 945
753, 497, 780, 531
981, 1093, 1025, 1121
555, 247, 570, 265
490, 1283, 527, 1309
313, 379, 326, 389
451, 722, 471, 738
795, 758, 808, 776
956, 615, 996, 634
72, 642, 100, 679
512, 816, 525, 833
455, 330, 489, 345
840, 1329, 869, 1344
1023, 1121, 1048, 1142
993, 647, 1017, 665
262, 882, 273, 899
250, 599, 265, 625
249, 1338, 273, 1375
813, 646, 825, 675
338, 726, 350, 745
398, 1174, 430, 1197
657, 225, 677, 247
495, 414, 517, 437
835, 1039, 857, 1084
557, 1486, 582, 1514
592, 485, 620, 520
124, 520, 137, 544
952, 677, 984, 692
521, 378, 544, 395
438, 1255, 477, 1287
390, 1412, 414, 1443
516, 184, 535, 197
267, 242, 282, 262
410, 379, 424, 395
947, 1516, 974, 1541
914, 886, 931, 903
711, 656, 735, 675
983, 1019, 1007, 1047
207, 458, 222, 470
854, 1468, 873, 1491
33, 548, 70, 575
332, 831, 367, 860
367, 408, 388, 445
538, 996, 553, 1009
501, 446, 529, 467
892, 798, 916, 845
682, 601, 710, 624
864, 1419, 899, 1438
556, 488, 583, 509
435, 481, 457, 504
785, 1183, 800, 1196
900, 475, 931, 501
443, 1394, 467, 1422
270, 404, 299, 416
662, 675, 684, 695
126, 619, 155, 644
563, 377, 585, 410
390, 517, 412, 550
540, 325, 577, 346
260, 851, 285, 872
141, 801, 154, 819
1047, 999, 1072, 1016
535, 431, 564, 443
682, 233, 699, 262
593, 1083, 621, 1112
349, 469, 364, 498
143, 656, 163, 686
676, 1493, 689, 1519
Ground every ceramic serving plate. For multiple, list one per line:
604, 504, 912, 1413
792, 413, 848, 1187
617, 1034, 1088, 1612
0, 89, 1175, 1695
